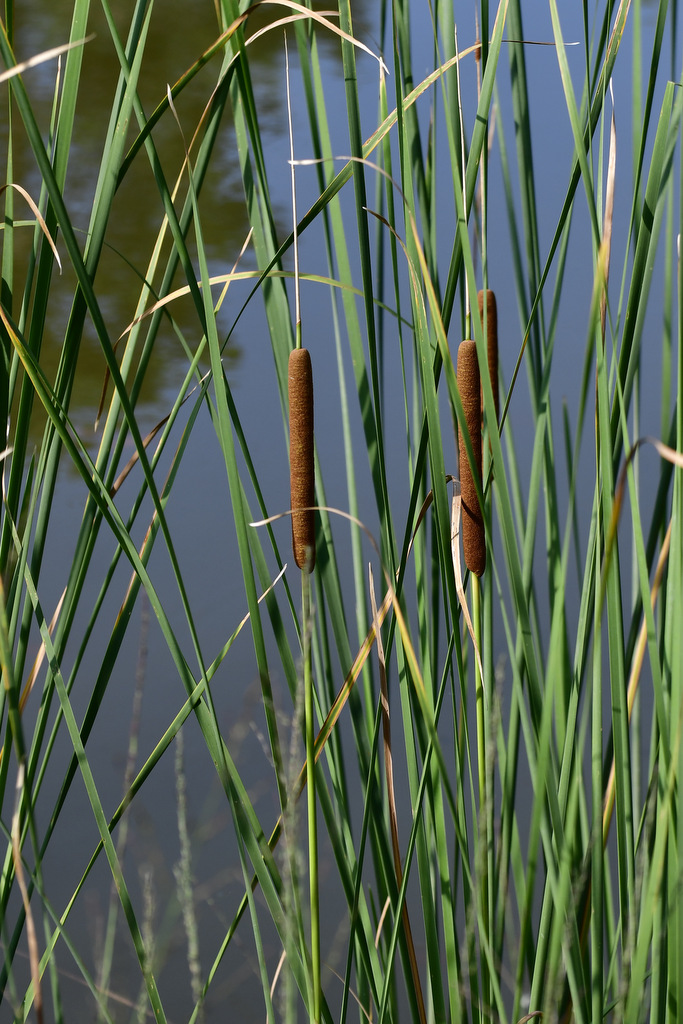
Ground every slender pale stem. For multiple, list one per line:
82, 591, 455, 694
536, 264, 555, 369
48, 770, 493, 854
302, 570, 320, 1024
473, 573, 490, 1022
285, 31, 301, 341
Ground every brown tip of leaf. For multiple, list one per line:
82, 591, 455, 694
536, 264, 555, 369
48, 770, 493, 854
457, 340, 485, 577
289, 348, 315, 572
477, 289, 499, 426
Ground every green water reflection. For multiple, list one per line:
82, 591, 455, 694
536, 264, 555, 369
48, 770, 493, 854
8, 0, 372, 443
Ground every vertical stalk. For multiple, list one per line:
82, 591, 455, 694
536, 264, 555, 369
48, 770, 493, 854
302, 569, 319, 1024
286, 34, 318, 1017
473, 574, 490, 1022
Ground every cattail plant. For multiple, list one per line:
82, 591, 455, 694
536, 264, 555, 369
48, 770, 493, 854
289, 341, 320, 1022
288, 347, 315, 572
477, 288, 499, 426
457, 339, 485, 577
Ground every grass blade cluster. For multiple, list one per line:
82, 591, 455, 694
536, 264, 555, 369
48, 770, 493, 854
1, 0, 681, 1021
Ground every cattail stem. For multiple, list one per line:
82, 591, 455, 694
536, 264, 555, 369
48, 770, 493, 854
289, 348, 315, 572
472, 572, 491, 1014
302, 569, 320, 1024
457, 340, 486, 577
477, 289, 499, 426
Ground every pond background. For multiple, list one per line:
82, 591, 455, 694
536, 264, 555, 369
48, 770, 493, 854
2, 0, 680, 1020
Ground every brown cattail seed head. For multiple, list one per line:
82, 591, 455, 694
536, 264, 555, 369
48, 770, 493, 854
457, 340, 485, 577
289, 348, 315, 572
477, 289, 499, 426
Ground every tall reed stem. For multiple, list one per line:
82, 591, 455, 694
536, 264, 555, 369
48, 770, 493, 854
302, 570, 319, 1024
472, 573, 491, 1022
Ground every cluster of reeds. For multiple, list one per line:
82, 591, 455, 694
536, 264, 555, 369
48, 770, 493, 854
1, 1, 681, 1023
